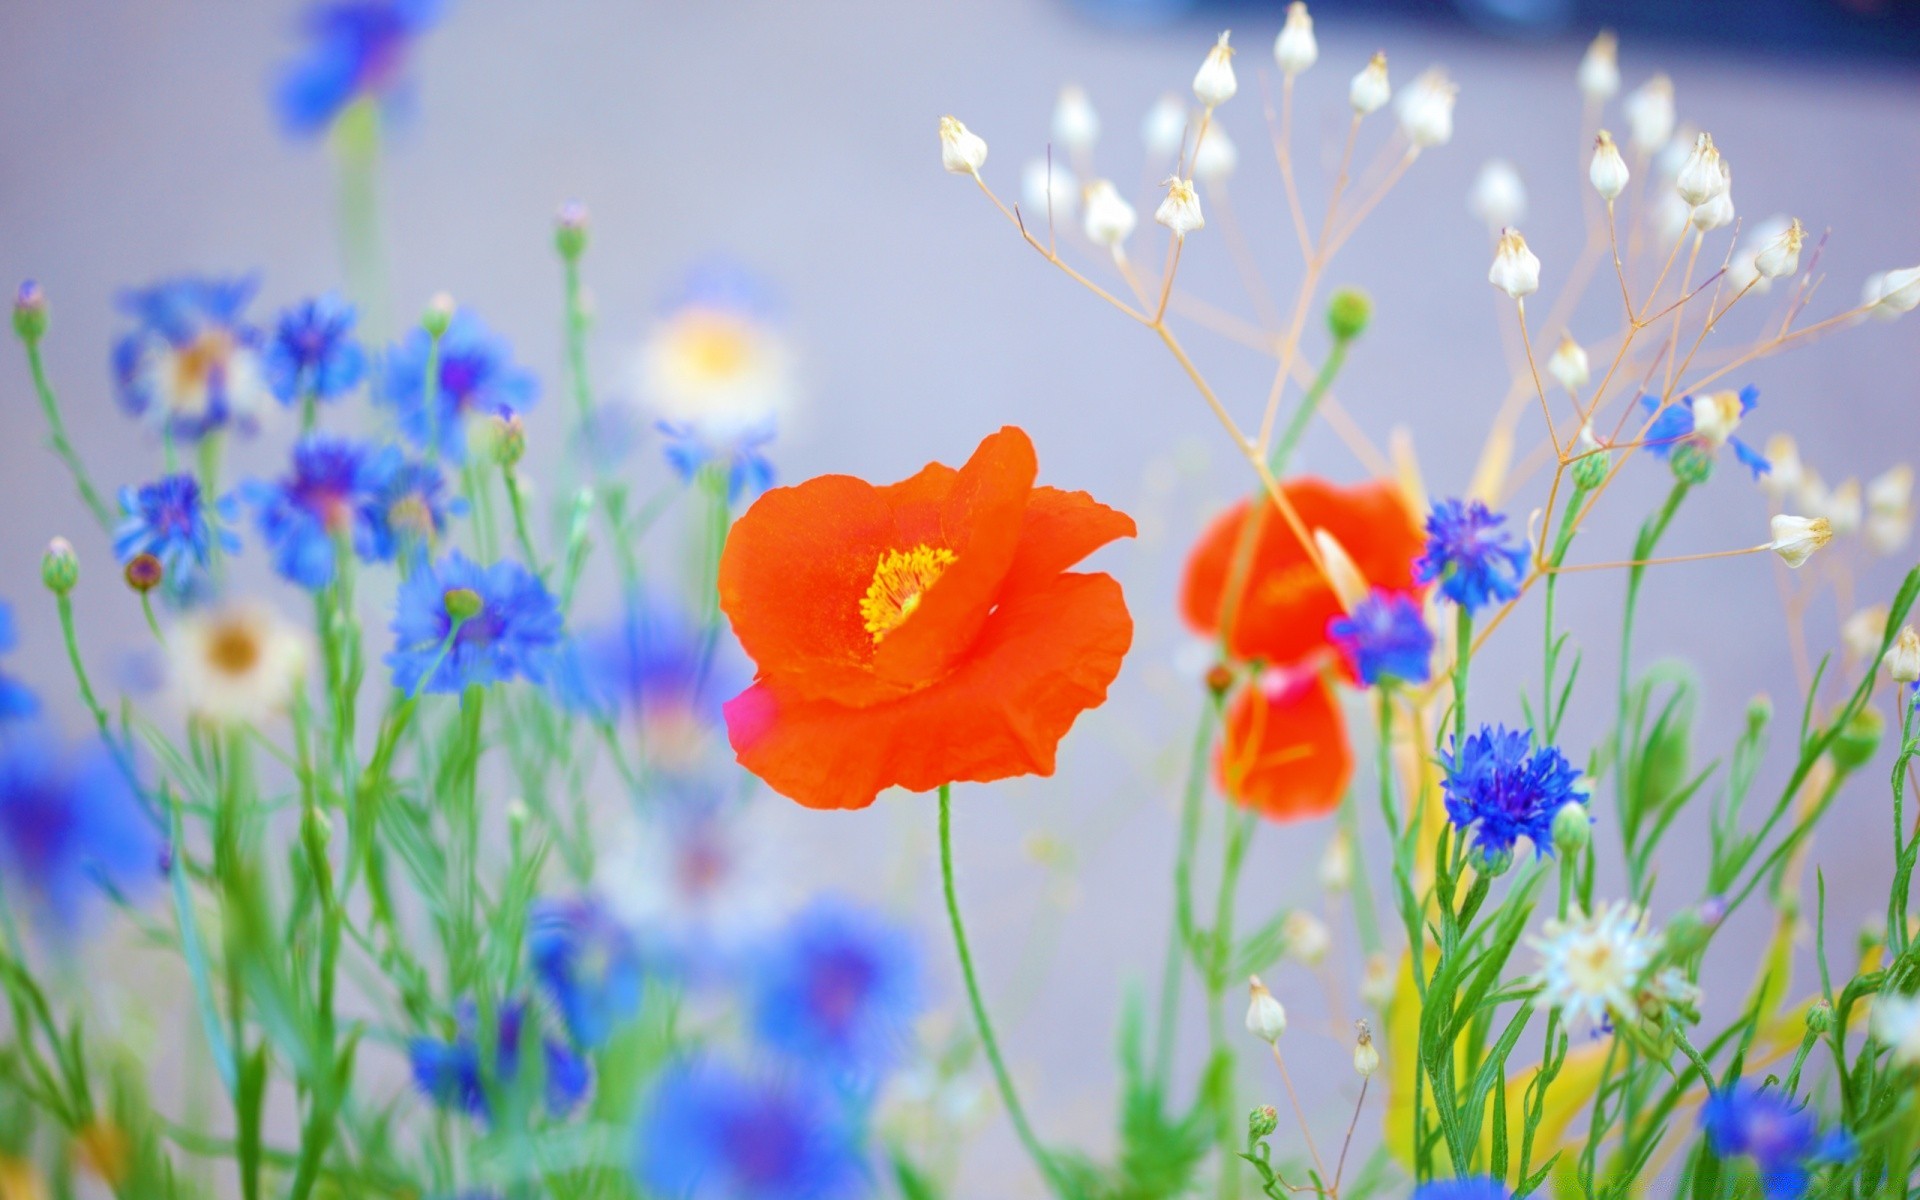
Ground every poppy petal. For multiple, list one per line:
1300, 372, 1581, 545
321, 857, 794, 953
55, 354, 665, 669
1217, 669, 1352, 821
725, 571, 1132, 809
1001, 486, 1138, 595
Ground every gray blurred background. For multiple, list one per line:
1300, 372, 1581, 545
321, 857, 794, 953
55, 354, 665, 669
2, 0, 1917, 1194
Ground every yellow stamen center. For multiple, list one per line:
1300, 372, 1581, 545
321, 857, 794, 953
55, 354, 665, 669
207, 622, 262, 677
676, 316, 754, 379
860, 544, 956, 643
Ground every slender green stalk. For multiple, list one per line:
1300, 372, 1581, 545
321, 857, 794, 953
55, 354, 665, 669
19, 334, 113, 530
1208, 806, 1256, 1200
1154, 696, 1219, 1088
1268, 336, 1349, 476
1452, 607, 1474, 750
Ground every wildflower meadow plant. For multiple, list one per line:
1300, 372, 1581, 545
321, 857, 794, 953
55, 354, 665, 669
2, 8, 1918, 1200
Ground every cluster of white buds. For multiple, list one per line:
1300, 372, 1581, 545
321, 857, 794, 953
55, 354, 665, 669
1769, 514, 1832, 569
1867, 465, 1914, 553
1051, 86, 1099, 155
1489, 228, 1541, 300
1690, 178, 1735, 232
1142, 93, 1188, 158
1284, 911, 1331, 966
1154, 176, 1205, 237
1886, 626, 1920, 685
1578, 30, 1620, 101
1864, 267, 1920, 318
1082, 180, 1137, 248
1353, 1020, 1380, 1077
1548, 333, 1591, 393
1274, 3, 1318, 76
1469, 160, 1527, 231
1350, 53, 1390, 115
1624, 75, 1675, 154
1022, 158, 1079, 222
1395, 68, 1457, 148
939, 115, 988, 175
1193, 31, 1238, 108
1674, 132, 1730, 207
1245, 976, 1287, 1043
1589, 130, 1630, 201
1727, 215, 1793, 294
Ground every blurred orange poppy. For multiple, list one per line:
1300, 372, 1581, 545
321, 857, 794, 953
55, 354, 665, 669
719, 426, 1135, 810
1219, 667, 1353, 821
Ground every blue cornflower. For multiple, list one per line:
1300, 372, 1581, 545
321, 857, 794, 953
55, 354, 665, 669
360, 448, 460, 562
1640, 386, 1770, 480
113, 276, 269, 440
1438, 725, 1584, 861
387, 551, 562, 694
1328, 590, 1434, 686
659, 418, 777, 501
382, 310, 538, 463
245, 435, 384, 590
274, 0, 442, 137
407, 998, 590, 1123
530, 897, 644, 1050
1414, 498, 1530, 614
749, 897, 922, 1078
1410, 1181, 1511, 1200
1700, 1081, 1851, 1200
114, 474, 241, 603
0, 727, 160, 934
0, 603, 40, 723
549, 597, 744, 767
263, 294, 366, 406
635, 1059, 868, 1200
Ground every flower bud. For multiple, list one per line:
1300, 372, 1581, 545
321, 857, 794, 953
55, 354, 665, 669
1154, 177, 1205, 237
1395, 68, 1457, 147
1578, 31, 1620, 101
1489, 229, 1541, 300
1350, 53, 1390, 116
1624, 74, 1675, 154
1671, 441, 1715, 486
1674, 132, 1729, 207
1249, 1105, 1280, 1141
1769, 514, 1832, 569
1689, 183, 1734, 233
1081, 180, 1137, 248
1843, 607, 1888, 663
1193, 32, 1238, 107
1205, 662, 1236, 697
1754, 218, 1803, 280
1828, 479, 1863, 536
422, 292, 455, 338
1806, 1000, 1834, 1035
491, 413, 526, 465
12, 280, 47, 342
1589, 130, 1630, 201
1867, 468, 1912, 555
1274, 4, 1317, 77
1360, 952, 1395, 1009
1319, 830, 1353, 892
1022, 158, 1079, 222
1051, 86, 1099, 153
1192, 124, 1237, 181
1548, 333, 1590, 393
1353, 1019, 1380, 1076
1327, 288, 1371, 341
1469, 160, 1526, 231
1245, 976, 1287, 1043
1831, 705, 1885, 773
42, 537, 79, 593
1663, 909, 1710, 957
1142, 93, 1188, 157
1283, 911, 1331, 966
1872, 266, 1920, 315
1474, 842, 1515, 878
123, 553, 164, 594
442, 586, 485, 622
939, 115, 988, 175
1761, 434, 1803, 499
1886, 626, 1920, 684
554, 200, 589, 260
1551, 801, 1592, 854
1571, 425, 1609, 492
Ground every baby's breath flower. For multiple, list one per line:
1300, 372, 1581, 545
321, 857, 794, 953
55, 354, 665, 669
1589, 130, 1630, 201
1827, 478, 1863, 536
1081, 180, 1137, 248
1142, 93, 1189, 156
1531, 901, 1654, 1025
1489, 228, 1541, 299
1245, 976, 1286, 1043
1469, 160, 1527, 231
1872, 266, 1920, 315
1319, 830, 1353, 891
1866, 465, 1912, 553
1842, 606, 1888, 663
1762, 433, 1803, 498
1192, 123, 1237, 181
1396, 68, 1457, 147
1350, 53, 1390, 115
1154, 177, 1205, 237
1361, 953, 1395, 1009
1871, 992, 1920, 1066
1624, 74, 1675, 154
1674, 132, 1730, 207
1755, 218, 1805, 280
1274, 4, 1317, 77
1885, 626, 1920, 684
938, 115, 987, 175
1283, 911, 1331, 966
1193, 32, 1238, 107
1578, 30, 1620, 101
1548, 333, 1590, 393
1051, 85, 1099, 153
1689, 180, 1735, 232
1022, 158, 1079, 222
1353, 1020, 1379, 1076
1769, 514, 1832, 569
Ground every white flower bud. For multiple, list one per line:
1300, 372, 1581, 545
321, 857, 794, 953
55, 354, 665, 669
1689, 180, 1734, 232
1578, 30, 1620, 101
1022, 159, 1079, 222
1360, 953, 1395, 1009
1319, 830, 1353, 892
1548, 333, 1590, 393
1885, 626, 1920, 685
1844, 606, 1888, 662
1353, 1020, 1380, 1076
1873, 266, 1920, 315
1863, 273, 1902, 322
1395, 68, 1457, 147
1193, 31, 1238, 108
1154, 177, 1205, 237
1689, 391, 1744, 448
1469, 160, 1527, 231
1350, 53, 1390, 115
1192, 123, 1237, 181
1866, 465, 1912, 554
1274, 3, 1317, 76
1284, 911, 1332, 966
1674, 132, 1729, 207
1657, 122, 1698, 178
1769, 514, 1833, 569
1142, 93, 1189, 157
1761, 433, 1802, 499
1624, 75, 1675, 154
1489, 228, 1541, 300
1245, 976, 1287, 1043
1828, 479, 1863, 536
939, 116, 987, 175
1081, 180, 1137, 248
1754, 218, 1804, 280
1589, 130, 1630, 201
1052, 86, 1099, 153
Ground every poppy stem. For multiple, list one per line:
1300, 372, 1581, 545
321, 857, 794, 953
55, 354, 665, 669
937, 784, 1061, 1195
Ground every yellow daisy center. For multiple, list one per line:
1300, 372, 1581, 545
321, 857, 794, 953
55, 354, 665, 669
860, 544, 957, 643
207, 621, 262, 677
675, 316, 754, 380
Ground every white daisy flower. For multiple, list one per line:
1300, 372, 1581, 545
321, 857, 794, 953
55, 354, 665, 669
169, 603, 310, 724
1530, 901, 1655, 1024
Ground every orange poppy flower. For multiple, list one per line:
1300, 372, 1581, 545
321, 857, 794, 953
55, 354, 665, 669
1219, 666, 1353, 821
719, 426, 1135, 810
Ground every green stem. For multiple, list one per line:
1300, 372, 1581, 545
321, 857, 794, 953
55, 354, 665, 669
1154, 695, 1219, 1088
1208, 807, 1256, 1200
561, 255, 594, 427
937, 784, 1060, 1195
1452, 607, 1474, 750
20, 335, 113, 530
1268, 335, 1350, 477
335, 99, 387, 333
501, 463, 544, 575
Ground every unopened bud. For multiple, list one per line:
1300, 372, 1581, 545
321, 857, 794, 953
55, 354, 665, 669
1806, 1000, 1834, 1035
1249, 1105, 1279, 1141
422, 292, 456, 338
1327, 287, 1371, 340
1870, 266, 1920, 316
42, 537, 78, 593
554, 200, 589, 259
12, 280, 48, 342
1674, 132, 1730, 208
1205, 662, 1236, 697
1489, 228, 1540, 300
1551, 801, 1592, 854
1589, 130, 1630, 201
123, 553, 164, 594
1319, 830, 1353, 892
1245, 976, 1287, 1043
1754, 219, 1803, 280
1469, 160, 1526, 231
491, 413, 526, 466
1886, 626, 1920, 684
1578, 31, 1620, 101
1548, 333, 1590, 393
1081, 180, 1137, 249
1273, 4, 1317, 77
938, 116, 988, 175
1349, 53, 1390, 116
1831, 706, 1885, 773
1153, 177, 1205, 237
1769, 514, 1832, 569
1051, 86, 1099, 153
1395, 68, 1457, 148
1624, 75, 1675, 154
1193, 31, 1238, 108
1284, 911, 1331, 966
1353, 1019, 1379, 1076
442, 586, 484, 622
1360, 952, 1395, 1009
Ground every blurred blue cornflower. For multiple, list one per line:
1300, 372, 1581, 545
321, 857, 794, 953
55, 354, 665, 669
749, 897, 922, 1079
1328, 590, 1434, 687
1640, 386, 1770, 480
274, 0, 442, 137
1414, 498, 1530, 614
387, 550, 562, 694
0, 726, 159, 934
263, 294, 367, 406
0, 603, 41, 723
407, 998, 590, 1123
361, 450, 461, 562
1410, 1181, 1511, 1200
530, 896, 644, 1050
1699, 1080, 1851, 1200
550, 595, 744, 768
1438, 724, 1583, 862
382, 310, 538, 463
634, 1059, 868, 1200
114, 473, 241, 604
659, 420, 777, 502
245, 434, 384, 589
113, 276, 270, 441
